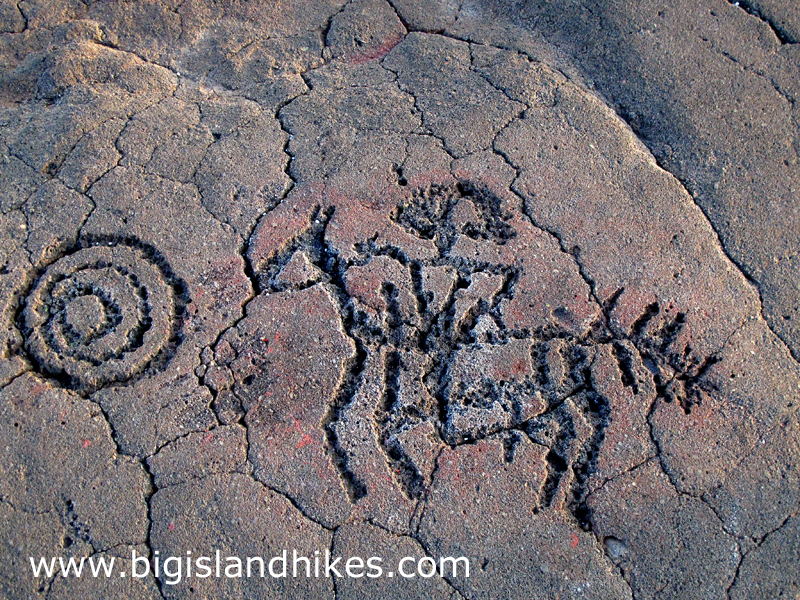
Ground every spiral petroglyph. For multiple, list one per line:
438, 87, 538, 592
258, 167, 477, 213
21, 238, 187, 394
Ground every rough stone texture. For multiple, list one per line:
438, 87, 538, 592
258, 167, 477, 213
588, 342, 656, 490
383, 32, 524, 158
445, 0, 800, 365
193, 95, 292, 238
46, 548, 163, 600
1, 0, 798, 598
146, 424, 250, 488
326, 0, 406, 61
0, 374, 150, 597
150, 474, 333, 599
23, 179, 92, 264
1, 501, 75, 599
589, 461, 740, 600
389, 0, 460, 33
705, 411, 800, 541
740, 0, 800, 43
331, 348, 419, 533
730, 514, 800, 599
651, 317, 800, 497
419, 436, 631, 599
333, 521, 457, 599
207, 284, 356, 528
0, 374, 150, 543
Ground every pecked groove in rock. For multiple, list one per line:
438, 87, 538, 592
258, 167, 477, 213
1, 7, 798, 600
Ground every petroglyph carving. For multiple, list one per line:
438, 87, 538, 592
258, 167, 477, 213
21, 238, 187, 394
204, 182, 700, 527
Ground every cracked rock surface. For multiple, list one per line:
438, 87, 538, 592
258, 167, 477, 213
0, 1, 798, 598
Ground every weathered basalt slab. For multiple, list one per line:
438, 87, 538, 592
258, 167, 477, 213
0, 3, 798, 598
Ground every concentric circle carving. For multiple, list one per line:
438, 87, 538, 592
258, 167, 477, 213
22, 239, 186, 393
